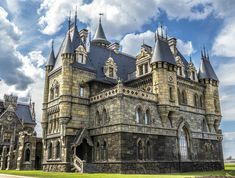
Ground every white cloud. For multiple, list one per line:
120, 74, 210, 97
223, 132, 235, 158
37, 0, 215, 37
177, 39, 195, 56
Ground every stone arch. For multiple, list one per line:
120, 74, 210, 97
177, 120, 192, 160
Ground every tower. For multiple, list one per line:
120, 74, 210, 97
150, 30, 179, 127
198, 48, 221, 133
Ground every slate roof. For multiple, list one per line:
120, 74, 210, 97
15, 104, 35, 124
151, 36, 176, 65
88, 43, 136, 81
92, 19, 110, 45
198, 57, 218, 81
62, 31, 73, 54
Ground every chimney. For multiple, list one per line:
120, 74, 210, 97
108, 42, 120, 52
79, 29, 88, 44
141, 44, 152, 53
4, 94, 18, 108
168, 37, 177, 56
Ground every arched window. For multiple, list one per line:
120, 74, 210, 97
137, 140, 143, 160
50, 88, 54, 100
56, 141, 60, 159
182, 90, 187, 104
25, 148, 30, 162
135, 108, 142, 124
194, 94, 198, 107
48, 142, 52, 159
179, 127, 189, 160
102, 141, 107, 161
96, 111, 101, 126
144, 109, 151, 125
55, 85, 59, 98
146, 141, 151, 160
169, 87, 173, 101
103, 109, 108, 124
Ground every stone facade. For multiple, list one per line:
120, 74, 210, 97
41, 13, 223, 173
0, 94, 42, 170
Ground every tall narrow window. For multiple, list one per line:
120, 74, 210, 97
182, 90, 187, 104
145, 110, 151, 125
169, 87, 173, 101
48, 142, 52, 159
50, 88, 54, 100
77, 54, 84, 63
144, 63, 148, 73
179, 127, 189, 160
96, 142, 100, 161
136, 108, 142, 124
80, 86, 84, 97
56, 141, 60, 159
178, 89, 181, 104
103, 109, 108, 124
96, 111, 101, 126
192, 71, 195, 80
55, 85, 59, 97
139, 65, 143, 76
137, 140, 143, 160
179, 67, 182, 76
146, 141, 151, 160
109, 67, 114, 78
199, 96, 204, 108
25, 148, 30, 162
214, 99, 218, 112
194, 94, 198, 107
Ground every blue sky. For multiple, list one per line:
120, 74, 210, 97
0, 0, 235, 158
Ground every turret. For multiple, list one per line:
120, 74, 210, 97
198, 48, 221, 133
45, 40, 56, 70
91, 13, 110, 46
150, 28, 178, 127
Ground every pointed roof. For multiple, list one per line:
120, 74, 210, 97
71, 9, 83, 48
151, 35, 176, 65
92, 15, 110, 45
198, 54, 218, 81
46, 41, 56, 66
62, 31, 73, 55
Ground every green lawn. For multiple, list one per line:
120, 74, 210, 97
0, 164, 234, 178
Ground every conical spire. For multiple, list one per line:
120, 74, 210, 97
62, 30, 73, 55
150, 32, 176, 65
92, 13, 110, 45
71, 9, 83, 48
198, 49, 218, 81
46, 40, 56, 66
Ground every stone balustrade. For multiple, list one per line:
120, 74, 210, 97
90, 84, 157, 103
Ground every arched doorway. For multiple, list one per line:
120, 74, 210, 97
76, 139, 92, 163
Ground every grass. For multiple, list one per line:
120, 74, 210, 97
0, 164, 234, 178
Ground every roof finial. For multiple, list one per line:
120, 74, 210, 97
51, 39, 54, 49
99, 12, 104, 23
74, 6, 77, 27
203, 45, 206, 59
201, 48, 203, 58
189, 55, 192, 63
68, 11, 71, 30
165, 28, 168, 40
160, 23, 164, 38
206, 49, 209, 60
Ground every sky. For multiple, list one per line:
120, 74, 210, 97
0, 0, 235, 158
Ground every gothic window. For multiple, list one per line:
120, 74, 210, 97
135, 107, 142, 124
79, 86, 85, 97
178, 88, 181, 104
24, 148, 30, 162
194, 94, 199, 107
146, 140, 151, 160
55, 85, 59, 98
48, 142, 52, 159
50, 88, 54, 100
56, 141, 60, 159
103, 109, 108, 124
179, 127, 189, 160
103, 141, 107, 161
144, 109, 151, 125
96, 111, 102, 126
182, 90, 187, 104
137, 140, 143, 160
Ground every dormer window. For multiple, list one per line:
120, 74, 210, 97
77, 54, 84, 63
138, 63, 149, 76
104, 57, 117, 79
139, 65, 143, 75
75, 45, 87, 64
192, 71, 195, 80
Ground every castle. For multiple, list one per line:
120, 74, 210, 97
41, 11, 224, 173
0, 94, 42, 170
